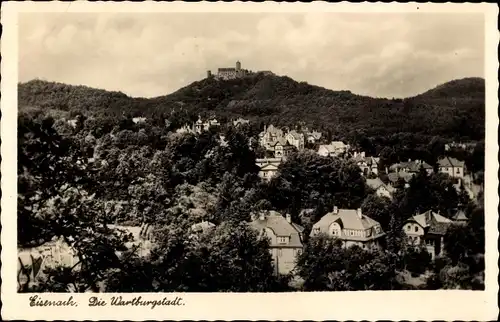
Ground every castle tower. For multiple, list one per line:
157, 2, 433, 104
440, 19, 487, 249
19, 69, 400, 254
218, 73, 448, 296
236, 61, 241, 71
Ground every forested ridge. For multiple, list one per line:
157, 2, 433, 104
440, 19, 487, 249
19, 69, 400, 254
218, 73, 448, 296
19, 74, 485, 141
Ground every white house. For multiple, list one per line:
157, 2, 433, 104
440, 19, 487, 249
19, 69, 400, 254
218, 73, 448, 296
258, 163, 279, 181
286, 130, 305, 151
310, 207, 385, 251
318, 141, 350, 157
438, 156, 465, 179
366, 178, 395, 199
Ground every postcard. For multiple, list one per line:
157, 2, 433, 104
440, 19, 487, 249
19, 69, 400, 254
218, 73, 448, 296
1, 1, 498, 320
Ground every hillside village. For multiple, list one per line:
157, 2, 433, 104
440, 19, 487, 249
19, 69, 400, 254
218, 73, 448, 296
17, 73, 485, 292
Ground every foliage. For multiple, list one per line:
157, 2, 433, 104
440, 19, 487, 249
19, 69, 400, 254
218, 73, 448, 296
295, 234, 401, 291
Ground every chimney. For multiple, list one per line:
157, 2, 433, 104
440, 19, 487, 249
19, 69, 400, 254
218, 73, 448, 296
259, 211, 265, 221
408, 158, 411, 163
333, 206, 338, 214
354, 151, 358, 158
207, 70, 212, 78
357, 208, 362, 218
286, 213, 292, 223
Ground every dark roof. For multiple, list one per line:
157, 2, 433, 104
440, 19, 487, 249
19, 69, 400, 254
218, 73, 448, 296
388, 172, 413, 183
438, 156, 465, 168
218, 68, 236, 72
428, 222, 451, 235
405, 210, 454, 236
250, 211, 303, 248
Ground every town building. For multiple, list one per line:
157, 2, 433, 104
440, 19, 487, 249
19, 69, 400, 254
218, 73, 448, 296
286, 130, 305, 151
387, 172, 413, 188
310, 207, 385, 250
452, 209, 468, 224
445, 142, 477, 152
194, 115, 221, 134
438, 156, 466, 179
317, 141, 350, 157
352, 152, 380, 176
250, 210, 304, 275
259, 124, 284, 150
232, 118, 250, 127
402, 210, 456, 259
305, 131, 323, 144
190, 221, 216, 237
390, 159, 434, 175
256, 157, 284, 181
132, 117, 147, 124
366, 178, 395, 199
258, 163, 279, 181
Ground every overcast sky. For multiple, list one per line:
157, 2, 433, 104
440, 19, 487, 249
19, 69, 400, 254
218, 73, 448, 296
19, 12, 484, 99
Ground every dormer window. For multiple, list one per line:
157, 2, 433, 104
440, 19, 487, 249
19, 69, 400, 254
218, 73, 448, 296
278, 236, 289, 244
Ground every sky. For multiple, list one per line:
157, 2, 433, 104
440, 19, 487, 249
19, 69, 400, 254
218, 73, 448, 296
18, 12, 485, 99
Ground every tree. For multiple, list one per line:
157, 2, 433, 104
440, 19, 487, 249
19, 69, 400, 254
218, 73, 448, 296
296, 235, 401, 291
361, 194, 392, 230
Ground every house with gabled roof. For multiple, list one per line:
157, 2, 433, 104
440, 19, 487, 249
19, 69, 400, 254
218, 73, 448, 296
317, 141, 350, 157
402, 210, 455, 259
390, 159, 434, 175
258, 163, 280, 181
259, 124, 284, 149
452, 209, 468, 224
352, 151, 380, 176
250, 211, 304, 275
272, 138, 295, 158
305, 131, 322, 144
286, 130, 305, 151
366, 178, 395, 199
310, 206, 385, 251
438, 156, 466, 179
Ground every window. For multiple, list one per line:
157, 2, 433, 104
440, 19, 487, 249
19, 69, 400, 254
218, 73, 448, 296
456, 168, 460, 174
278, 236, 288, 244
414, 226, 418, 232
406, 225, 411, 231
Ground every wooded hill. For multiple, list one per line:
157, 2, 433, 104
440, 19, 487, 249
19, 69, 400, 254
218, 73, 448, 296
18, 74, 485, 141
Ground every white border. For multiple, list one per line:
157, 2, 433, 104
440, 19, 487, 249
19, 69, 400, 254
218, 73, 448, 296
1, 2, 498, 320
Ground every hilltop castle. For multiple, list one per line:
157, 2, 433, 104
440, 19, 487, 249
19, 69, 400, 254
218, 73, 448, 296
207, 61, 273, 80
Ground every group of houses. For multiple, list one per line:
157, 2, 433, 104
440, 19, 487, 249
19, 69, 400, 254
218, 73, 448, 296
17, 203, 471, 286
317, 141, 351, 157
248, 206, 468, 275
258, 124, 324, 155
177, 115, 221, 134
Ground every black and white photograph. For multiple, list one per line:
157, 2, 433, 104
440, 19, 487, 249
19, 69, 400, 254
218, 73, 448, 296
1, 2, 498, 321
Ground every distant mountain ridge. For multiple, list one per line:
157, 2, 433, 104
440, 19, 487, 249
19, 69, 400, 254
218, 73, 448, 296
18, 74, 485, 140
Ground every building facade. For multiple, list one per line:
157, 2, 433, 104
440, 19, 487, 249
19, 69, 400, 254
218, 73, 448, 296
250, 211, 304, 275
438, 156, 465, 179
310, 207, 385, 250
286, 130, 305, 151
402, 210, 455, 259
317, 141, 350, 157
